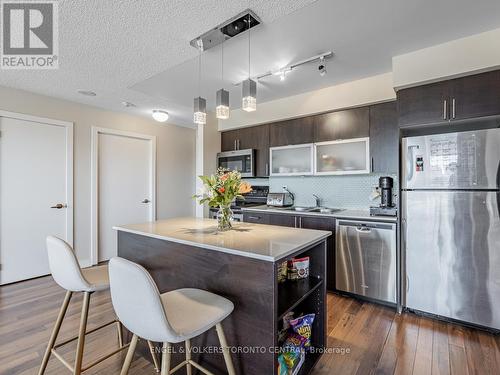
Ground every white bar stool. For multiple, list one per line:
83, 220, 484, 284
38, 236, 160, 375
108, 257, 236, 375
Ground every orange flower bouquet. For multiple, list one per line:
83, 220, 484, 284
194, 168, 252, 231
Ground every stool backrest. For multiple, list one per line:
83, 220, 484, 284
108, 257, 178, 343
46, 236, 91, 292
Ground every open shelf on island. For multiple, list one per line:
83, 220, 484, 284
278, 277, 323, 320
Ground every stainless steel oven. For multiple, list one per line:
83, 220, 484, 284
217, 149, 255, 177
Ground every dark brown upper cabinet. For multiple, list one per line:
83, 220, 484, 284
238, 124, 270, 177
450, 70, 500, 120
369, 101, 399, 174
220, 125, 270, 177
269, 117, 314, 147
313, 107, 369, 142
397, 80, 449, 127
398, 69, 500, 127
221, 129, 239, 152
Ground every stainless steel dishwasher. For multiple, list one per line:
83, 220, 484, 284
336, 220, 397, 304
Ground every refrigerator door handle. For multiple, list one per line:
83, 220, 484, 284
406, 145, 419, 184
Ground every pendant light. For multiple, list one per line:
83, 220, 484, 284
193, 39, 207, 125
242, 14, 256, 112
216, 41, 230, 120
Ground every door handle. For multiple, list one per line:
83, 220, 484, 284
141, 199, 151, 203
50, 203, 67, 209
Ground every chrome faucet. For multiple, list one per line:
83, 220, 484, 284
313, 194, 321, 208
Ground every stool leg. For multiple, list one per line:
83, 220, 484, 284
147, 340, 160, 372
38, 290, 73, 375
215, 323, 235, 375
116, 320, 123, 347
185, 339, 192, 375
161, 342, 171, 375
120, 334, 138, 375
73, 292, 91, 375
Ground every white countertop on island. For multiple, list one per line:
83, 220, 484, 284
113, 217, 331, 262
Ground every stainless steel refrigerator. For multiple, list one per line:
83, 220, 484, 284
402, 128, 500, 330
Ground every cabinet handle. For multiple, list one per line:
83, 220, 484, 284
248, 216, 260, 220
371, 157, 374, 173
299, 217, 303, 228
234, 140, 237, 150
452, 98, 456, 119
294, 217, 297, 228
443, 99, 448, 120
265, 163, 269, 175
237, 139, 240, 150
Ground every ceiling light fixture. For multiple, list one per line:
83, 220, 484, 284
274, 67, 292, 81
318, 56, 327, 77
234, 52, 334, 85
242, 13, 256, 112
152, 110, 169, 122
193, 39, 207, 125
77, 90, 96, 96
216, 41, 230, 120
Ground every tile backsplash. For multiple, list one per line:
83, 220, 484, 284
245, 174, 398, 209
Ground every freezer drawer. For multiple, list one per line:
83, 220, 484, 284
403, 190, 500, 329
336, 220, 397, 303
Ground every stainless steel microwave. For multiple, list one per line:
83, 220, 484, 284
216, 149, 255, 177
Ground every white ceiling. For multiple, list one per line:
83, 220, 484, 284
1, 0, 500, 128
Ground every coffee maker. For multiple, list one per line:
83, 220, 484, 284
370, 176, 397, 216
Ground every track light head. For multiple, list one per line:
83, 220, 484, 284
318, 56, 327, 77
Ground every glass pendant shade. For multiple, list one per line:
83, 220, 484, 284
216, 89, 230, 120
242, 78, 257, 112
193, 96, 207, 125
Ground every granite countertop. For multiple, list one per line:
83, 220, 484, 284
241, 205, 398, 222
114, 217, 331, 262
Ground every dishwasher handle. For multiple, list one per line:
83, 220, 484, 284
338, 220, 395, 231
355, 226, 372, 233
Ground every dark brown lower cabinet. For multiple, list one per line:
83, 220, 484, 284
243, 212, 337, 291
269, 213, 297, 227
298, 216, 336, 291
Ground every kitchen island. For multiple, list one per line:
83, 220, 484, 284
114, 217, 330, 375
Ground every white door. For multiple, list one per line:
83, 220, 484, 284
96, 131, 154, 262
0, 115, 73, 285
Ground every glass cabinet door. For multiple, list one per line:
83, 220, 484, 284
315, 138, 370, 175
270, 144, 314, 176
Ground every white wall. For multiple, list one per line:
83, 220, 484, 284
219, 72, 395, 130
0, 85, 196, 265
393, 27, 500, 89
195, 111, 221, 218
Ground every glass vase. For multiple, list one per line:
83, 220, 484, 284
217, 204, 233, 232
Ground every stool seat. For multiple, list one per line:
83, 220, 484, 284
81, 265, 109, 292
160, 288, 233, 342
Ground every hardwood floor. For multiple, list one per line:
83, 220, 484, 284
1, 276, 499, 375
